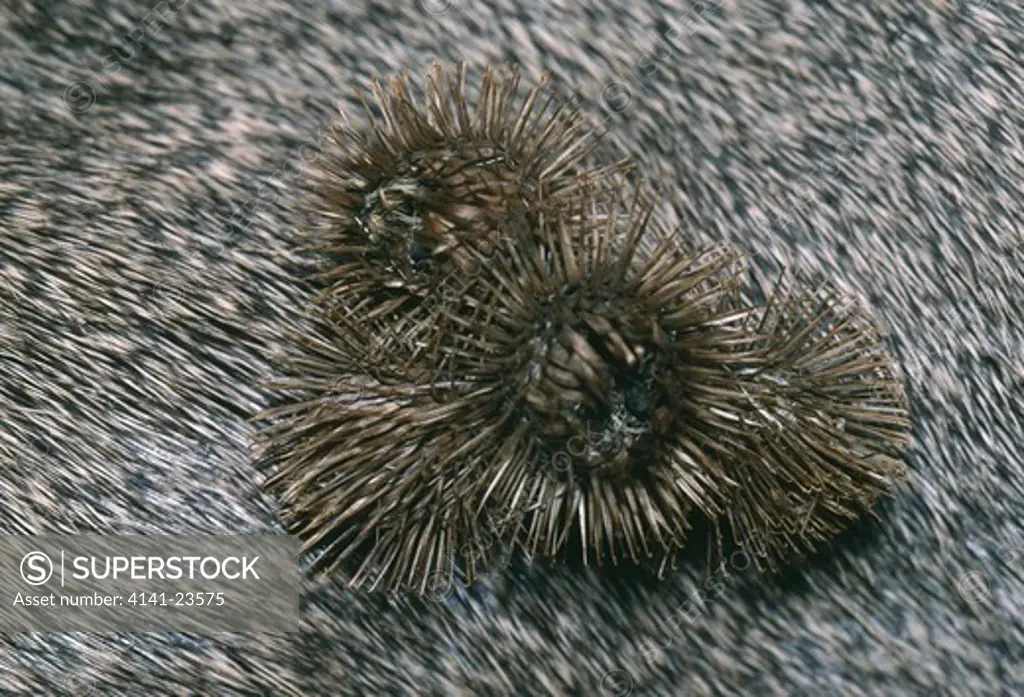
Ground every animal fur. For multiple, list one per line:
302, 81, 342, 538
1, 0, 1022, 695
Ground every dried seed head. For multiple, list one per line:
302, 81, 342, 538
703, 274, 912, 573
410, 187, 762, 568
303, 60, 629, 316
253, 320, 506, 592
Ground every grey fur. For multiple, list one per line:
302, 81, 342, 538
1, 0, 1022, 695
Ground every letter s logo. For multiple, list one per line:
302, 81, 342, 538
21, 551, 53, 586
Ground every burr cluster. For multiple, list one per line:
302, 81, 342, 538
253, 61, 912, 596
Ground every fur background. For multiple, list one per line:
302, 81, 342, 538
1, 0, 1022, 694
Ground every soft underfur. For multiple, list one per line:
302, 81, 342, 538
1, 0, 1022, 695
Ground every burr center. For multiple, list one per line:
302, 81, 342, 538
521, 303, 671, 478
